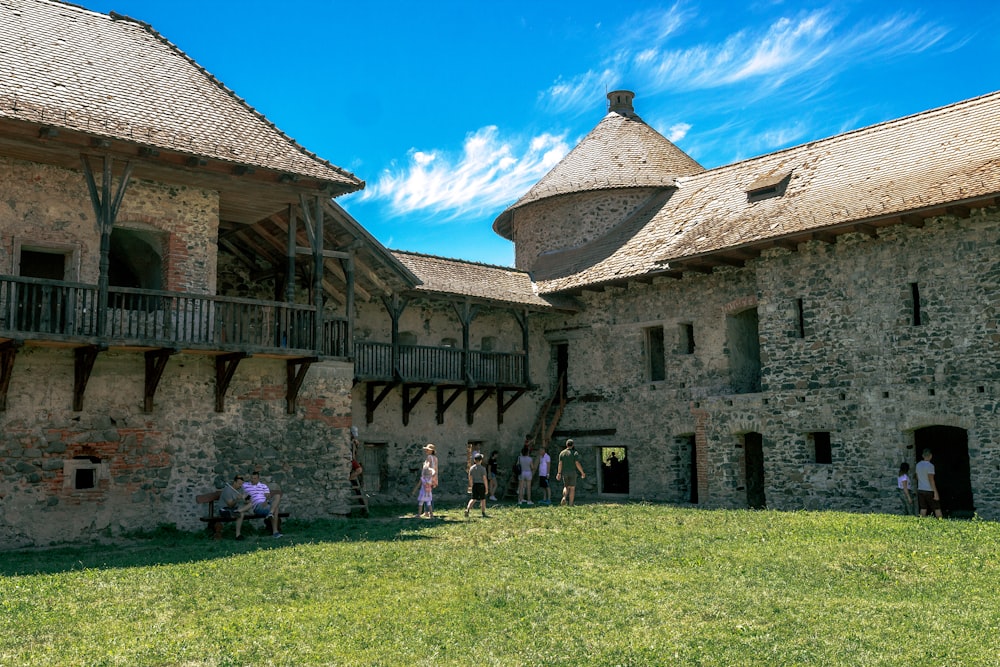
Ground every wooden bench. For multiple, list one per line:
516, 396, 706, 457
197, 489, 289, 540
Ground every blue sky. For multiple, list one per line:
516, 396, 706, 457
78, 1, 1000, 267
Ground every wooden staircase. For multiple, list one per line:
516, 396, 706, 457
501, 374, 568, 501
348, 477, 369, 516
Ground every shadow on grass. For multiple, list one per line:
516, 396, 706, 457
0, 504, 459, 577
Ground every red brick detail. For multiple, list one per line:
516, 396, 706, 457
299, 398, 350, 427
237, 385, 286, 401
691, 406, 711, 502
37, 427, 169, 502
722, 295, 758, 314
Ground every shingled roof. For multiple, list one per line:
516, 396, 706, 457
0, 0, 362, 190
391, 250, 568, 310
535, 90, 1000, 294
492, 90, 704, 240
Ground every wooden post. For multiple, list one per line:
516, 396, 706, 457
312, 196, 325, 352
81, 154, 133, 338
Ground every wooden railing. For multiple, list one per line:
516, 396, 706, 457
354, 341, 527, 386
0, 275, 348, 357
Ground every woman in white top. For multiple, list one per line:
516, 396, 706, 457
517, 445, 535, 505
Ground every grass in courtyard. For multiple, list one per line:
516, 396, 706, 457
2, 503, 999, 666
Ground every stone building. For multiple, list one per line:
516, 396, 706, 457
0, 0, 557, 547
496, 89, 1000, 519
2, 1, 999, 547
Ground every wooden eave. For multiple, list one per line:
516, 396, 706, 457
397, 287, 566, 314
0, 116, 361, 225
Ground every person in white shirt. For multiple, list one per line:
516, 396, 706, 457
915, 449, 942, 518
243, 471, 284, 536
536, 446, 552, 505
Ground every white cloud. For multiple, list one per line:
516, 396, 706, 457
666, 122, 691, 143
360, 126, 571, 220
540, 7, 950, 113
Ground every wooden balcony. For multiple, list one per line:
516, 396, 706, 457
0, 274, 348, 358
354, 341, 528, 387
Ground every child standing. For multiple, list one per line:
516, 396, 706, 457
415, 463, 435, 518
897, 461, 914, 515
465, 452, 489, 518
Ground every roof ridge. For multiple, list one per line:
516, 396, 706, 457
686, 89, 1000, 181
94, 6, 363, 187
390, 249, 526, 274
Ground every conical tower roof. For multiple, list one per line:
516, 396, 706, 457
493, 91, 704, 239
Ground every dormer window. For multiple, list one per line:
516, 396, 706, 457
746, 170, 792, 202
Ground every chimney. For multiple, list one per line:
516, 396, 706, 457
607, 90, 636, 116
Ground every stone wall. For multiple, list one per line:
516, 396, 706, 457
0, 156, 218, 292
351, 300, 552, 504
543, 207, 1000, 519
511, 187, 661, 271
0, 348, 353, 548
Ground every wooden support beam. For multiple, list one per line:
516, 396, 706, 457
365, 381, 397, 425
295, 246, 351, 260
436, 386, 463, 425
214, 352, 248, 413
497, 387, 526, 425
854, 223, 877, 237
466, 387, 495, 426
0, 340, 22, 411
286, 356, 318, 414
402, 384, 431, 426
73, 345, 100, 412
143, 348, 177, 413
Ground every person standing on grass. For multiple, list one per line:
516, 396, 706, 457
487, 450, 500, 501
536, 445, 552, 505
556, 439, 586, 506
219, 474, 252, 541
517, 445, 535, 505
897, 462, 915, 516
415, 463, 436, 518
423, 443, 439, 489
244, 471, 283, 537
465, 453, 489, 518
915, 449, 943, 518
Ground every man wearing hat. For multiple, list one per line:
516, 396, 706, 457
423, 443, 439, 488
556, 438, 586, 506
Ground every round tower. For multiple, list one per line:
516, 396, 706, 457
493, 91, 704, 275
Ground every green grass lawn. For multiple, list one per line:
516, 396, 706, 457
2, 503, 999, 666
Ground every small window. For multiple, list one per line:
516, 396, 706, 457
645, 326, 665, 381
910, 283, 922, 326
795, 299, 806, 338
65, 455, 104, 490
678, 323, 695, 354
440, 337, 458, 348
746, 170, 792, 202
809, 432, 832, 464
480, 336, 497, 352
398, 331, 418, 345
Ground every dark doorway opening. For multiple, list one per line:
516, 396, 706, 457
599, 446, 629, 494
555, 343, 569, 400
914, 426, 974, 517
744, 432, 766, 509
17, 248, 69, 333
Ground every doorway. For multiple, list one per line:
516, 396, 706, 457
914, 426, 974, 517
555, 343, 568, 400
16, 247, 72, 333
599, 446, 629, 494
744, 432, 766, 509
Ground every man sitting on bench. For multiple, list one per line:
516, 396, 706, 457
243, 471, 283, 538
219, 474, 253, 540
